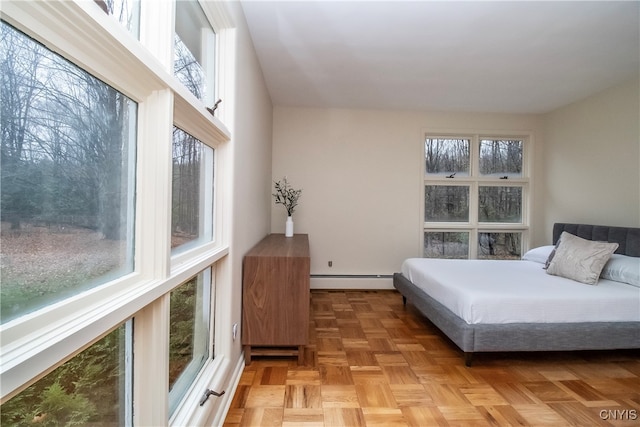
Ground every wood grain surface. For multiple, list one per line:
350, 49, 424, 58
226, 290, 640, 426
242, 234, 310, 364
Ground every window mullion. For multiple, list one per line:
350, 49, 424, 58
134, 0, 174, 413
139, 0, 175, 70
470, 134, 480, 256
136, 90, 173, 280
133, 296, 170, 426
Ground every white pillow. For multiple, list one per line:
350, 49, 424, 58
600, 254, 640, 287
546, 232, 618, 285
522, 245, 555, 264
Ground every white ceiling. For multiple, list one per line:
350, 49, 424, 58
240, 0, 640, 114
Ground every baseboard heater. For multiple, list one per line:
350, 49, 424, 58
310, 274, 394, 290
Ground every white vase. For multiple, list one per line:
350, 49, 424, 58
285, 216, 294, 237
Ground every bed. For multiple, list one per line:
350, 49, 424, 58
393, 223, 640, 366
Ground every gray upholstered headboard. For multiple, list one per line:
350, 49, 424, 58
553, 223, 640, 257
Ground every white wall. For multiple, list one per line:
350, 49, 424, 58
271, 108, 543, 277
221, 0, 272, 409
541, 76, 640, 232
270, 76, 640, 280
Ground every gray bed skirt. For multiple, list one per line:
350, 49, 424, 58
393, 222, 640, 365
393, 272, 640, 365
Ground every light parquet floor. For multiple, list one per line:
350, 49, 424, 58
223, 290, 640, 426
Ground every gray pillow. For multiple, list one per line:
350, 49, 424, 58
546, 231, 618, 285
600, 254, 640, 287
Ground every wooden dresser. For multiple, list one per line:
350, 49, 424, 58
242, 234, 310, 364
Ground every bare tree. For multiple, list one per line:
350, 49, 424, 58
1, 23, 46, 230
172, 128, 202, 240
1, 21, 135, 240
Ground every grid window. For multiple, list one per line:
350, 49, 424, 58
1, 1, 232, 424
424, 133, 529, 259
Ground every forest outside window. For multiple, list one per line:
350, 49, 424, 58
171, 127, 215, 254
169, 268, 213, 415
425, 185, 469, 222
1, 321, 132, 425
0, 21, 137, 324
424, 135, 529, 260
425, 137, 470, 177
1, 1, 232, 424
424, 231, 469, 259
174, 0, 216, 104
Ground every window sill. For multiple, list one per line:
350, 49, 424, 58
0, 245, 229, 401
169, 355, 231, 427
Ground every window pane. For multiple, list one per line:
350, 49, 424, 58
478, 232, 522, 260
478, 186, 522, 223
479, 139, 523, 177
0, 22, 137, 323
425, 185, 469, 222
171, 127, 214, 252
0, 322, 132, 426
424, 231, 469, 259
174, 0, 215, 102
425, 138, 470, 176
95, 0, 141, 38
169, 269, 212, 414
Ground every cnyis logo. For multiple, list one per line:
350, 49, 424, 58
599, 409, 638, 421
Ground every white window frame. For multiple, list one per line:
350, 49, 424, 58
423, 131, 533, 259
169, 127, 217, 259
174, 0, 217, 106
168, 267, 212, 415
0, 2, 235, 426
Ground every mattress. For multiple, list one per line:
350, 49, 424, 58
400, 258, 640, 324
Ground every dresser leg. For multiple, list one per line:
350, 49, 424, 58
243, 345, 252, 365
297, 345, 304, 365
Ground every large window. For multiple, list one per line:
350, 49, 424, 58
1, 1, 231, 426
0, 21, 137, 323
424, 135, 529, 260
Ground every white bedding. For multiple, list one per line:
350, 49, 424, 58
400, 258, 640, 324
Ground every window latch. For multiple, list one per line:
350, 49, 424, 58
500, 176, 508, 179
206, 99, 222, 117
446, 173, 456, 179
199, 388, 225, 406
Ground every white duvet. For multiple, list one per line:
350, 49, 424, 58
400, 258, 640, 324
